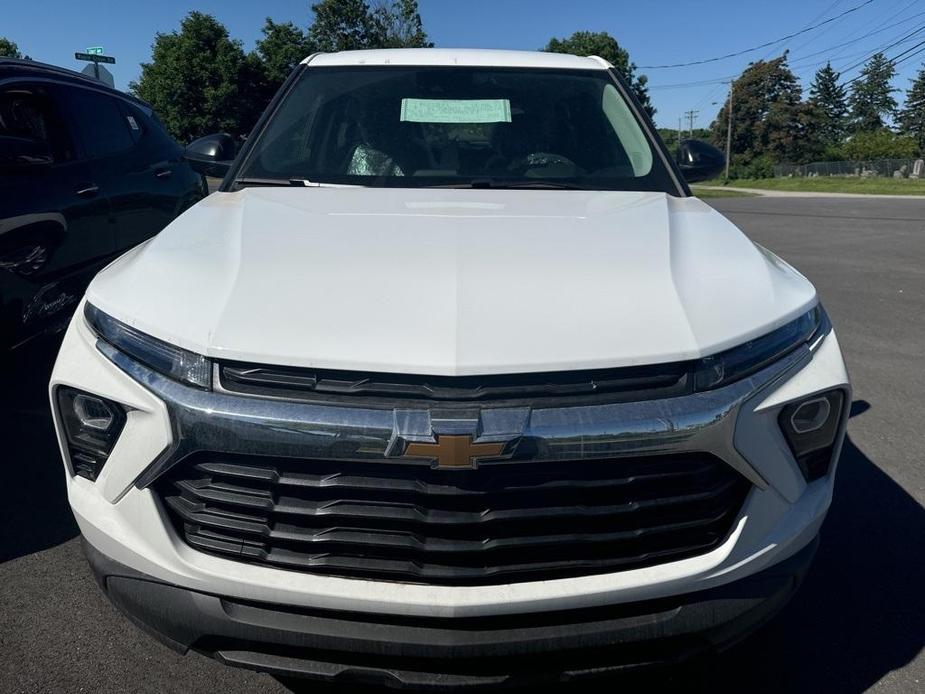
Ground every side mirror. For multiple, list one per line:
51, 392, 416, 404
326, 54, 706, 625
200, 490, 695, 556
0, 136, 54, 172
677, 139, 725, 183
184, 133, 236, 178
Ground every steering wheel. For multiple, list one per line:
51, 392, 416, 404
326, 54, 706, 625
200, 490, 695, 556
506, 152, 579, 175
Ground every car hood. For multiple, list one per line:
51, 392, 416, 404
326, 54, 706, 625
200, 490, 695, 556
87, 187, 816, 375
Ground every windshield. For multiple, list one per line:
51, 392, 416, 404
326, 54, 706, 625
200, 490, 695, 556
235, 66, 678, 192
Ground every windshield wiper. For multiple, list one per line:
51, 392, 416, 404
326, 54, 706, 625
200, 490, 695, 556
426, 178, 585, 190
231, 177, 295, 188
233, 177, 582, 190
484, 180, 585, 190
232, 177, 366, 189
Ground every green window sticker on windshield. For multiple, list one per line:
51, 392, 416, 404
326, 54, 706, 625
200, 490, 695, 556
400, 98, 512, 124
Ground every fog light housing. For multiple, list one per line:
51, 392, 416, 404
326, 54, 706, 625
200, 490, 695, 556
778, 389, 845, 481
56, 387, 127, 480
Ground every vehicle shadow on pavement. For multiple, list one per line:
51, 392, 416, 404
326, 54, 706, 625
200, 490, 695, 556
0, 336, 79, 563
699, 425, 924, 694
279, 403, 925, 694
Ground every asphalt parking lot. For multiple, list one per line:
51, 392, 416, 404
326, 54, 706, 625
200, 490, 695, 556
1, 195, 922, 693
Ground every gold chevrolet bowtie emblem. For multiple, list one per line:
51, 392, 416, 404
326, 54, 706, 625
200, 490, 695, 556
403, 435, 506, 470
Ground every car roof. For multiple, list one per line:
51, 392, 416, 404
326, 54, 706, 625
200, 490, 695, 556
0, 57, 153, 111
303, 48, 612, 70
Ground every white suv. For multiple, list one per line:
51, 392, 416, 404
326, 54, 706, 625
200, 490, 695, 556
51, 49, 850, 688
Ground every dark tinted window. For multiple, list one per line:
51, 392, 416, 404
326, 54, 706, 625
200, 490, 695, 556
66, 88, 134, 157
0, 85, 76, 163
116, 100, 146, 144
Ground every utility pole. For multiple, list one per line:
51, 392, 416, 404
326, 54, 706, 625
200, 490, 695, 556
724, 81, 734, 180
678, 116, 683, 148
684, 110, 699, 137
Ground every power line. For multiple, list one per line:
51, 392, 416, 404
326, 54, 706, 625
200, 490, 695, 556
692, 80, 729, 112
790, 0, 917, 57
810, 0, 922, 64
757, 0, 845, 62
891, 42, 925, 67
684, 11, 925, 109
647, 0, 925, 121
788, 0, 852, 55
649, 74, 738, 91
788, 11, 925, 66
650, 14, 925, 92
659, 37, 925, 127
789, 22, 925, 75
837, 23, 925, 74
637, 0, 878, 69
840, 37, 925, 88
877, 36, 925, 66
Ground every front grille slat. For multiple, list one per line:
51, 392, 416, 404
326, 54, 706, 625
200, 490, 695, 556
219, 360, 692, 406
192, 458, 720, 498
242, 537, 725, 582
168, 503, 734, 554
174, 478, 740, 528
158, 452, 750, 586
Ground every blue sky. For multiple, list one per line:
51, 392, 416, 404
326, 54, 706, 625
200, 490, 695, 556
4, 0, 925, 128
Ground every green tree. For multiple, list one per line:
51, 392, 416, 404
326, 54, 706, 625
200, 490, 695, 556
849, 52, 898, 132
710, 55, 807, 170
250, 17, 317, 107
898, 65, 925, 151
131, 12, 256, 142
808, 62, 848, 146
256, 18, 316, 88
0, 37, 22, 59
839, 129, 918, 160
543, 31, 655, 118
310, 0, 376, 51
309, 0, 430, 52
797, 102, 832, 164
371, 0, 432, 48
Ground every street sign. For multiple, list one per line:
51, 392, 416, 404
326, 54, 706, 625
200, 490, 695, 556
81, 63, 114, 88
75, 52, 115, 64
76, 50, 116, 86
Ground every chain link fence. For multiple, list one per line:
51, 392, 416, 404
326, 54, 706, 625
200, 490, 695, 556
774, 158, 925, 178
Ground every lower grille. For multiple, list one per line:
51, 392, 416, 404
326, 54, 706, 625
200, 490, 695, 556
156, 452, 750, 586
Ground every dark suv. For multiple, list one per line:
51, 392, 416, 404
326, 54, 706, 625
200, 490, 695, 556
0, 58, 206, 351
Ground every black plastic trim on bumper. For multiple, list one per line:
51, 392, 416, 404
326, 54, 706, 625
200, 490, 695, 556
84, 536, 818, 690
156, 451, 750, 586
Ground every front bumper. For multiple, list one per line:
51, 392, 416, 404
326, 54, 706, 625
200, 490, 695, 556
52, 303, 849, 615
85, 535, 818, 688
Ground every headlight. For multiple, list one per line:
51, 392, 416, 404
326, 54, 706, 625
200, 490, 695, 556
693, 305, 829, 391
84, 303, 212, 389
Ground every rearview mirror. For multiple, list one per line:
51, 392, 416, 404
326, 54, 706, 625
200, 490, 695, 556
184, 133, 236, 178
0, 136, 54, 172
677, 139, 725, 183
